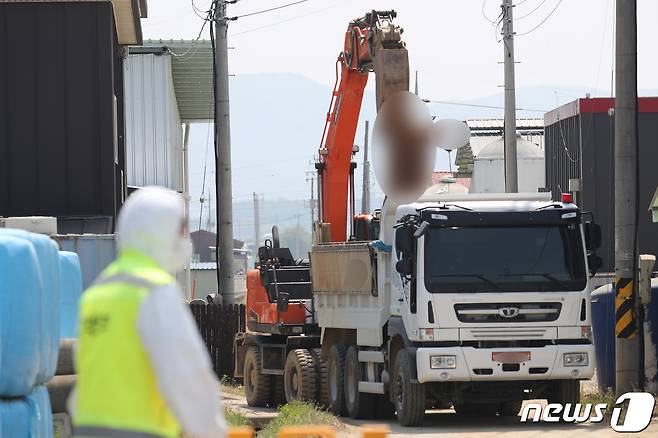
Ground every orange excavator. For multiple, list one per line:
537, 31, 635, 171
317, 9, 409, 242
235, 10, 409, 408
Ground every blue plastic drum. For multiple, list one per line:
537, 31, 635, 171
591, 283, 616, 392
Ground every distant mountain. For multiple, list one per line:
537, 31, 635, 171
186, 72, 657, 246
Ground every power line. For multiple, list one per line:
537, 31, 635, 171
228, 0, 347, 36
515, 0, 562, 36
481, 0, 498, 24
231, 0, 308, 19
515, 0, 548, 20
427, 99, 547, 113
168, 2, 213, 58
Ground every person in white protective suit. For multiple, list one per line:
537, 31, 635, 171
70, 186, 226, 438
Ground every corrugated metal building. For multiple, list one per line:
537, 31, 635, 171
124, 50, 183, 191
544, 97, 658, 272
190, 263, 246, 303
0, 0, 146, 229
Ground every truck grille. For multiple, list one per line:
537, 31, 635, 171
461, 327, 554, 340
454, 302, 561, 323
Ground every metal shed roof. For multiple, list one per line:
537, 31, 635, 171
130, 40, 214, 121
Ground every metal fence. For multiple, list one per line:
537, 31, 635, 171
189, 303, 246, 380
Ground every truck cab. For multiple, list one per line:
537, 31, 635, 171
387, 192, 602, 421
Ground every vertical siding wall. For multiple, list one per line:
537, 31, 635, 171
124, 53, 183, 192
0, 2, 123, 219
545, 100, 658, 272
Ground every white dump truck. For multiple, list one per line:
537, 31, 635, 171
311, 192, 602, 426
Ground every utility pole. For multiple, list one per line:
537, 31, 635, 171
296, 214, 301, 258
361, 120, 371, 214
183, 122, 191, 300
206, 179, 213, 231
614, 0, 640, 395
214, 0, 235, 299
253, 192, 260, 248
414, 71, 419, 96
306, 171, 315, 230
502, 0, 518, 193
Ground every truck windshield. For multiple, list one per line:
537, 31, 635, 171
423, 224, 587, 293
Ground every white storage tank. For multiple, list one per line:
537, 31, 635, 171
423, 175, 469, 197
470, 134, 545, 194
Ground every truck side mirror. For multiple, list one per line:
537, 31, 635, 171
395, 226, 413, 254
588, 254, 603, 276
585, 222, 602, 251
395, 258, 413, 276
277, 291, 290, 312
413, 221, 430, 238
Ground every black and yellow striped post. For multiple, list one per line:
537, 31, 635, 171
615, 277, 638, 339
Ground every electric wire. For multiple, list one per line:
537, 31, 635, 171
556, 114, 578, 164
228, 0, 348, 37
481, 0, 498, 24
515, 0, 562, 36
515, 0, 548, 20
231, 0, 308, 19
427, 99, 547, 113
168, 1, 214, 58
198, 120, 213, 231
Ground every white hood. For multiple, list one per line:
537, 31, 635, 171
116, 186, 191, 273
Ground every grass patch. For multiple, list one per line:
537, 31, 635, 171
220, 375, 245, 397
581, 390, 621, 421
258, 401, 338, 438
581, 391, 616, 411
225, 407, 252, 427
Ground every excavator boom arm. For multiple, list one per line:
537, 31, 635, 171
317, 10, 409, 242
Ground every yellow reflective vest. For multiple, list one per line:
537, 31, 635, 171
74, 250, 180, 438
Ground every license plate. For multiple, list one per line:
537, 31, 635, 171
492, 351, 531, 363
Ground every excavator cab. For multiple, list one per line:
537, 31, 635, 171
245, 226, 317, 335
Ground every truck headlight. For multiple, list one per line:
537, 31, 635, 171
419, 328, 434, 341
563, 352, 588, 367
430, 355, 456, 369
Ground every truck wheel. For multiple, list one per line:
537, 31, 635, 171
392, 349, 425, 426
244, 346, 271, 407
498, 400, 523, 416
344, 346, 377, 419
310, 348, 331, 409
548, 380, 580, 404
284, 349, 317, 402
270, 375, 287, 407
327, 344, 348, 416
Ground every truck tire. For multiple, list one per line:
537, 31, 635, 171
498, 400, 523, 416
344, 346, 376, 419
327, 344, 348, 416
284, 349, 317, 402
310, 348, 331, 409
270, 375, 287, 407
244, 346, 271, 407
392, 349, 425, 426
548, 380, 580, 404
